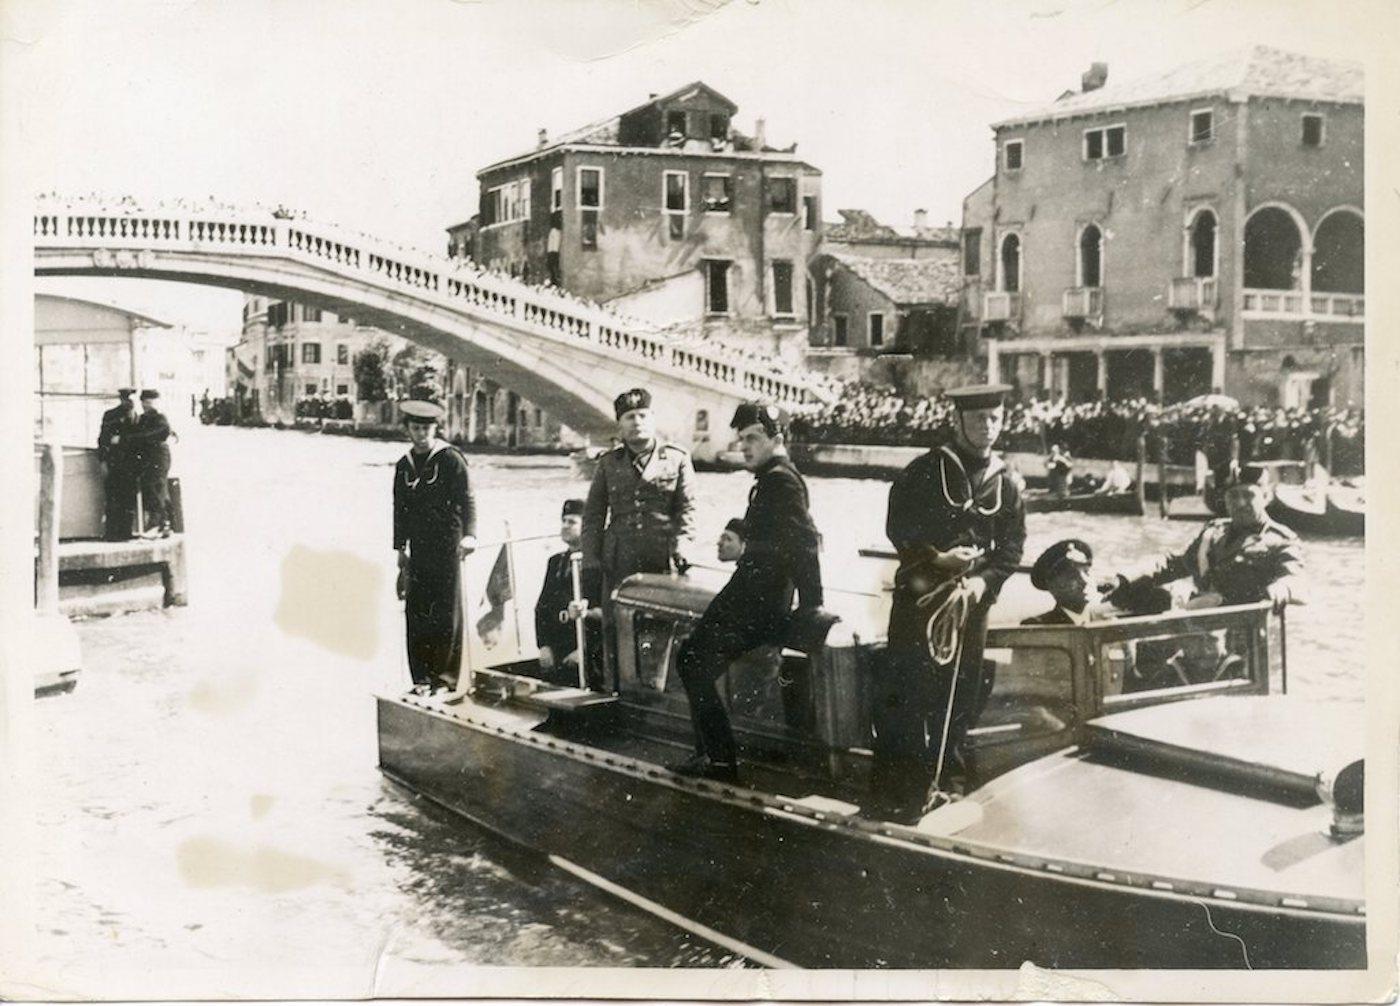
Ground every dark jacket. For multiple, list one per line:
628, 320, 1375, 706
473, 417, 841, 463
127, 409, 173, 471
1144, 516, 1304, 605
581, 440, 696, 580
534, 548, 601, 657
97, 403, 136, 463
739, 454, 823, 609
393, 441, 476, 555
886, 444, 1026, 603
1021, 607, 1076, 626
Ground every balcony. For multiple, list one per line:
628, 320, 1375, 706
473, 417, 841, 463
1061, 286, 1104, 321
983, 291, 1020, 323
1168, 276, 1218, 313
1242, 289, 1364, 323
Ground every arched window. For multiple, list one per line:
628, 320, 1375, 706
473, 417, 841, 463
1188, 209, 1217, 278
1311, 210, 1363, 294
1244, 206, 1305, 290
1078, 224, 1103, 288
1000, 233, 1021, 293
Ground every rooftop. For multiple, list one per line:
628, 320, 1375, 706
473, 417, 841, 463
825, 209, 959, 245
828, 251, 962, 307
995, 46, 1364, 128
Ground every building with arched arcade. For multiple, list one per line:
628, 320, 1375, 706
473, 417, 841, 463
962, 46, 1364, 408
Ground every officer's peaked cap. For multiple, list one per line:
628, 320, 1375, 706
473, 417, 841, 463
400, 399, 445, 422
730, 400, 787, 436
945, 383, 1012, 411
614, 388, 652, 419
138, 388, 160, 401
561, 498, 585, 518
1030, 538, 1093, 590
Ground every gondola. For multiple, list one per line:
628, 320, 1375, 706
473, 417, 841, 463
1269, 484, 1364, 537
1022, 489, 1141, 515
1325, 484, 1365, 536
376, 540, 1365, 969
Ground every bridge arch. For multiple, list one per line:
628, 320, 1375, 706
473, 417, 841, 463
34, 198, 825, 457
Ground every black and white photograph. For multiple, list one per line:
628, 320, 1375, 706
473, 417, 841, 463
1, 0, 1396, 999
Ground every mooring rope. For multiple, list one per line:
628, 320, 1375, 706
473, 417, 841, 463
916, 578, 977, 800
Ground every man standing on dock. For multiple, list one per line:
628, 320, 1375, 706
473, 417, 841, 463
670, 402, 823, 783
867, 384, 1026, 823
581, 388, 696, 673
127, 389, 174, 538
97, 387, 138, 541
394, 400, 478, 695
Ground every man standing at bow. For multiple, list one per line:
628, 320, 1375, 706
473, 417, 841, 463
394, 400, 477, 695
867, 384, 1026, 823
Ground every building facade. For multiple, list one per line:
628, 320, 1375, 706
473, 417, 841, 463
463, 82, 823, 358
962, 47, 1364, 407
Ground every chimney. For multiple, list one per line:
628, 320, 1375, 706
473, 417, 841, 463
1081, 62, 1108, 93
913, 208, 928, 231
648, 92, 658, 101
754, 117, 767, 150
537, 128, 548, 149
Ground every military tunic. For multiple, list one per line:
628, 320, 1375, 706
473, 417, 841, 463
581, 439, 696, 590
677, 454, 823, 765
97, 402, 137, 540
393, 440, 477, 690
871, 444, 1026, 815
1141, 516, 1304, 605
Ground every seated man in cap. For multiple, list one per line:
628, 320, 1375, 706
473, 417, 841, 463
715, 518, 747, 565
582, 388, 697, 677
394, 399, 477, 695
126, 389, 174, 538
671, 402, 823, 783
534, 498, 602, 686
97, 387, 138, 540
1023, 539, 1103, 625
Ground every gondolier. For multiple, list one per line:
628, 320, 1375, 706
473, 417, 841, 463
670, 402, 823, 783
97, 387, 138, 541
393, 399, 477, 695
867, 384, 1026, 823
581, 388, 696, 672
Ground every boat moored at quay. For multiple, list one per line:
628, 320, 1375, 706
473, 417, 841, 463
376, 541, 1365, 970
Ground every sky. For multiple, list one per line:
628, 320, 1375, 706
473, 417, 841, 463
6, 0, 1392, 330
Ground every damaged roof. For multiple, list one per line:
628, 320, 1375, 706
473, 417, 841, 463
827, 252, 962, 307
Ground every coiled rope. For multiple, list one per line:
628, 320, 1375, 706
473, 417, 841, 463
915, 577, 978, 801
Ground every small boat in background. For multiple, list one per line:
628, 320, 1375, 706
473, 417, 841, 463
1326, 482, 1365, 536
1023, 489, 1141, 516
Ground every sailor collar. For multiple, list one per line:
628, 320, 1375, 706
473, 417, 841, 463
935, 444, 1006, 515
400, 439, 452, 488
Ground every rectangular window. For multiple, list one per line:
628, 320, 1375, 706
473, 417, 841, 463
803, 195, 818, 231
336, 344, 349, 365
806, 277, 814, 322
963, 228, 982, 276
302, 305, 322, 323
1302, 113, 1325, 147
664, 170, 688, 239
305, 383, 318, 396
551, 166, 563, 211
1084, 124, 1126, 160
710, 114, 729, 141
1004, 139, 1023, 171
1189, 108, 1214, 144
578, 167, 602, 249
666, 110, 687, 138
833, 314, 848, 347
702, 174, 732, 213
868, 313, 885, 348
771, 260, 794, 317
301, 342, 321, 364
337, 383, 349, 395
767, 177, 796, 215
705, 260, 730, 314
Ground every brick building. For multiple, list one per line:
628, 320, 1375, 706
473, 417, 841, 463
962, 46, 1364, 407
459, 82, 822, 358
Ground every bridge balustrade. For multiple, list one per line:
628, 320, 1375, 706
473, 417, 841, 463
34, 197, 826, 409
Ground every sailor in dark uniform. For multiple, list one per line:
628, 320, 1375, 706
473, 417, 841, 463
670, 402, 823, 783
127, 389, 174, 538
534, 498, 603, 686
393, 399, 478, 695
1022, 539, 1099, 626
97, 387, 138, 541
867, 384, 1026, 823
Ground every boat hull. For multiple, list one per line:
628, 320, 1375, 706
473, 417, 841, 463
1023, 491, 1140, 515
377, 696, 1364, 970
1270, 486, 1362, 537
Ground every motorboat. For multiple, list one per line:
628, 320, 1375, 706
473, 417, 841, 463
377, 539, 1365, 969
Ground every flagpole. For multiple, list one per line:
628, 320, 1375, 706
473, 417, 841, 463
502, 520, 523, 649
569, 552, 587, 690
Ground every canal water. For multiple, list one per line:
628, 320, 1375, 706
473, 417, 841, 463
20, 425, 1365, 995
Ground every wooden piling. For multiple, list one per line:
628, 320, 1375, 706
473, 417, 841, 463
1156, 437, 1170, 519
1135, 434, 1148, 516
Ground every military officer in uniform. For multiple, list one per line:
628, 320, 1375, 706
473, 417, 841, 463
97, 387, 138, 541
534, 498, 602, 686
393, 399, 478, 695
1107, 465, 1305, 610
867, 384, 1026, 823
671, 402, 823, 783
1023, 539, 1101, 626
581, 388, 697, 675
127, 389, 175, 538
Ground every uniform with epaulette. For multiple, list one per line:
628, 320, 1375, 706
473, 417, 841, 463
581, 388, 697, 600
393, 399, 478, 693
671, 402, 823, 783
1136, 515, 1304, 605
97, 388, 138, 540
868, 384, 1026, 823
